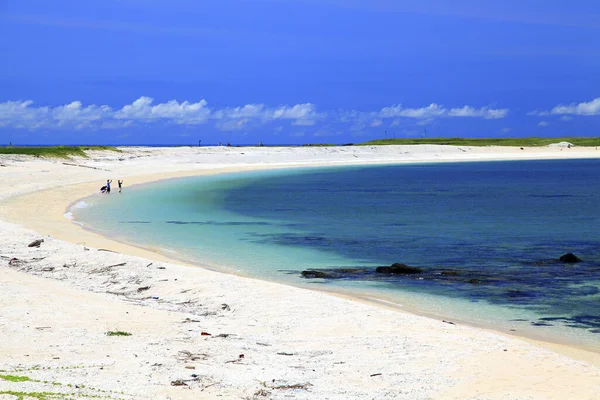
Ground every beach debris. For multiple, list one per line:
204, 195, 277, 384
221, 303, 230, 311
27, 239, 44, 248
185, 366, 195, 369
559, 253, 582, 263
137, 286, 150, 292
256, 342, 272, 346
90, 262, 126, 274
270, 382, 312, 391
370, 373, 382, 377
213, 333, 232, 338
253, 388, 271, 397
170, 379, 188, 387
146, 262, 153, 267
442, 320, 455, 325
35, 326, 52, 330
176, 350, 209, 362
8, 257, 24, 266
201, 331, 212, 336
157, 266, 166, 270
277, 352, 294, 356
41, 267, 55, 272
225, 354, 245, 364
182, 318, 201, 323
62, 162, 111, 171
97, 248, 118, 253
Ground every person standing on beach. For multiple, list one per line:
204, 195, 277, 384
118, 179, 123, 193
106, 179, 112, 193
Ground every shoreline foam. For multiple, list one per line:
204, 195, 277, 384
2, 145, 600, 399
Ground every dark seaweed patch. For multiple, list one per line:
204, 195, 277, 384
166, 220, 272, 226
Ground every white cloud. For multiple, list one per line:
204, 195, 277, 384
538, 121, 549, 127
560, 116, 573, 121
448, 105, 509, 119
115, 96, 210, 124
0, 99, 112, 129
292, 119, 316, 126
0, 97, 508, 132
529, 98, 600, 117
501, 127, 512, 133
527, 110, 549, 117
0, 97, 325, 130
377, 103, 508, 120
379, 103, 445, 119
550, 97, 600, 116
216, 118, 250, 131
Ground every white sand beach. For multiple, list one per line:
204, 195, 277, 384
1, 144, 600, 400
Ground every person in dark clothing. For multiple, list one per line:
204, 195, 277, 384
106, 179, 112, 193
118, 179, 123, 193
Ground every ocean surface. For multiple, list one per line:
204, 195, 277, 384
72, 159, 600, 349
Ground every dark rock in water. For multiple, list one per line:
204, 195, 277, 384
441, 270, 460, 276
468, 279, 483, 284
506, 290, 536, 298
336, 268, 367, 274
376, 263, 423, 274
559, 253, 582, 263
301, 270, 332, 279
299, 267, 371, 279
28, 239, 44, 248
572, 286, 600, 296
531, 322, 553, 327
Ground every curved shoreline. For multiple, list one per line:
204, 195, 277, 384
4, 147, 600, 348
2, 145, 600, 398
67, 165, 600, 355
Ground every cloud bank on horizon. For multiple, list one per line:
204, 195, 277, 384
0, 96, 514, 131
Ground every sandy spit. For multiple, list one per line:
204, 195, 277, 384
1, 145, 600, 400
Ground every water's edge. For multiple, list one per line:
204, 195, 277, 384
70, 161, 600, 353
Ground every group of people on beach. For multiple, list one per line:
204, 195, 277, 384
101, 179, 123, 194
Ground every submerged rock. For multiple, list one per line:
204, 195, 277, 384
300, 268, 371, 279
301, 270, 332, 279
375, 263, 423, 274
559, 253, 582, 263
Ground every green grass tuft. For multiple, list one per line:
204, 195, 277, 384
0, 146, 121, 158
0, 374, 32, 382
105, 331, 132, 337
359, 137, 600, 147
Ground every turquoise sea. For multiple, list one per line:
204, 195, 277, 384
72, 159, 600, 350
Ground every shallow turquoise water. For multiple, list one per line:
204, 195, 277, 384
73, 160, 600, 349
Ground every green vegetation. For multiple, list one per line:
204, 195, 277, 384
105, 331, 132, 336
360, 137, 600, 147
0, 391, 60, 400
0, 374, 32, 382
0, 146, 121, 158
0, 366, 128, 400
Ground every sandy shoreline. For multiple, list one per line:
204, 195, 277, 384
2, 145, 600, 399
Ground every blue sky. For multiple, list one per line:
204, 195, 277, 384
0, 0, 599, 145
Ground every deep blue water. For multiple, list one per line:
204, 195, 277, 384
74, 159, 600, 348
